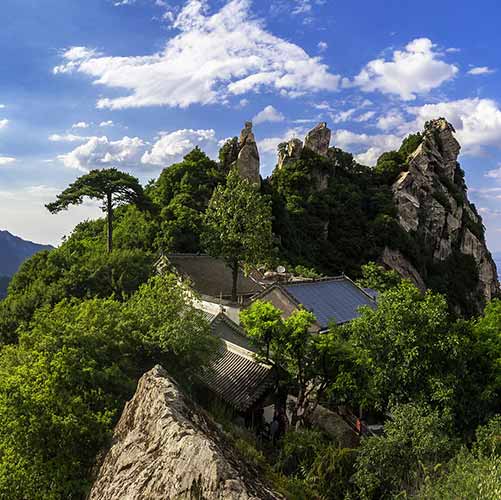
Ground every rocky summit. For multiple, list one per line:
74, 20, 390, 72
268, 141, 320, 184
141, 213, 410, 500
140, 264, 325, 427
391, 118, 499, 305
89, 366, 282, 500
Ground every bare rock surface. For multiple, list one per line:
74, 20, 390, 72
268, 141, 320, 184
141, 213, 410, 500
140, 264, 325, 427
304, 122, 331, 157
89, 365, 282, 500
237, 122, 261, 186
392, 118, 499, 306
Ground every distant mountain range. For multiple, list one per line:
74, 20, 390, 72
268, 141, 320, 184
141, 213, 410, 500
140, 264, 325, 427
0, 229, 53, 278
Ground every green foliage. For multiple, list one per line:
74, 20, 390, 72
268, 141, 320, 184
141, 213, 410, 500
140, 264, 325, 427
474, 415, 501, 457
149, 148, 225, 253
0, 274, 215, 498
353, 403, 457, 499
398, 132, 423, 158
357, 261, 402, 292
419, 451, 501, 499
47, 168, 151, 252
306, 445, 357, 499
203, 169, 273, 300
0, 244, 154, 344
344, 282, 458, 411
242, 301, 359, 424
276, 429, 325, 477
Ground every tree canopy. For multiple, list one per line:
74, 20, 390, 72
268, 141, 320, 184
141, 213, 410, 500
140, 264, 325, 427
47, 168, 151, 252
203, 169, 273, 301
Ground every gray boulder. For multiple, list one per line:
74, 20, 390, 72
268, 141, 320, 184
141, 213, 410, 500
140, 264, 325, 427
89, 366, 282, 500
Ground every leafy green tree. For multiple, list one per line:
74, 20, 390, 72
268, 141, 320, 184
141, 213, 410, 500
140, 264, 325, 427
46, 168, 150, 252
353, 403, 457, 499
203, 169, 273, 301
149, 148, 224, 253
343, 281, 462, 413
241, 300, 358, 426
0, 274, 216, 499
357, 261, 402, 293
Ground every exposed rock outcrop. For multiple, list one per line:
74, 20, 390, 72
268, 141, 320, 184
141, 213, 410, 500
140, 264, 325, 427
277, 138, 303, 169
381, 247, 426, 291
392, 118, 499, 306
89, 366, 281, 500
304, 122, 331, 157
237, 122, 261, 186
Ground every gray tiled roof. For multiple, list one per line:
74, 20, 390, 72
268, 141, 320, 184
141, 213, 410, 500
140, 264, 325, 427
166, 254, 263, 299
200, 341, 274, 412
283, 277, 375, 328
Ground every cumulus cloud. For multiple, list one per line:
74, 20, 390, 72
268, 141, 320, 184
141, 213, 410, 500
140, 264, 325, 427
0, 157, 16, 166
72, 121, 90, 129
376, 110, 406, 131
253, 105, 285, 125
467, 66, 495, 75
0, 119, 9, 129
56, 128, 220, 171
258, 127, 307, 155
405, 98, 501, 155
49, 134, 89, 143
332, 129, 402, 165
141, 128, 218, 165
54, 0, 340, 109
352, 38, 458, 100
58, 136, 147, 171
99, 120, 114, 127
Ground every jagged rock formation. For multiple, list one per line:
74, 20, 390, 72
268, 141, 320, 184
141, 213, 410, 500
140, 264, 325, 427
89, 365, 282, 500
304, 122, 331, 156
237, 122, 261, 186
277, 123, 334, 191
392, 118, 499, 305
277, 138, 303, 169
381, 247, 426, 291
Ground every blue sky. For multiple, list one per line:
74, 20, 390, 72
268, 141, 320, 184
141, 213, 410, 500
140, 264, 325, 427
1, 0, 501, 254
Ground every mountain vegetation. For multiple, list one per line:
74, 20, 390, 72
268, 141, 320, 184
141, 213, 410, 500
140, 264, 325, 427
0, 122, 499, 498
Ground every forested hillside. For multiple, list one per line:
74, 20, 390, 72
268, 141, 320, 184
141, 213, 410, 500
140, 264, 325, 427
0, 119, 499, 498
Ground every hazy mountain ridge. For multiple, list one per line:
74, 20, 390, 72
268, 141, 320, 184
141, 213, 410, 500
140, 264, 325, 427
0, 230, 53, 277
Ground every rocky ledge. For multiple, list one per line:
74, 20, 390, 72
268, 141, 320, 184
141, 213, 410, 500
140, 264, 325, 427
89, 366, 282, 500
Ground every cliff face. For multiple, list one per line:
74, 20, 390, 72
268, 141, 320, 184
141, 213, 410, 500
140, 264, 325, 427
392, 118, 499, 306
89, 365, 281, 500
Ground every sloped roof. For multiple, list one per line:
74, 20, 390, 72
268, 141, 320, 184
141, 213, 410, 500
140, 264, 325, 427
282, 277, 376, 328
166, 254, 263, 299
200, 340, 274, 412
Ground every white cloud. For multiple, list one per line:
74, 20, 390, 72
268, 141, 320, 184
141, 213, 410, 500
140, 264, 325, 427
49, 134, 89, 143
253, 105, 285, 125
99, 120, 114, 127
258, 127, 307, 154
0, 157, 16, 166
355, 111, 375, 122
317, 41, 328, 53
53, 47, 102, 74
58, 136, 147, 171
406, 98, 501, 155
72, 121, 90, 129
141, 128, 218, 165
467, 66, 495, 75
332, 108, 356, 123
54, 0, 340, 109
0, 119, 9, 129
486, 166, 501, 180
332, 129, 402, 165
352, 38, 458, 100
0, 104, 5, 109
376, 110, 406, 131
57, 128, 219, 171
